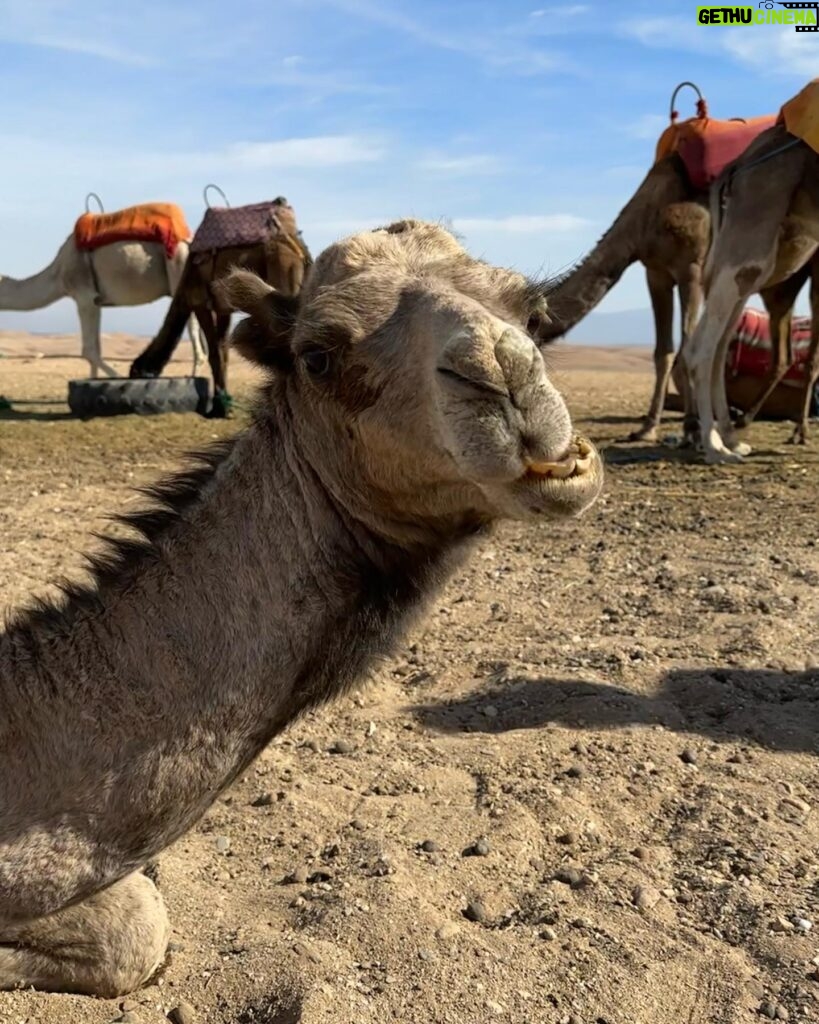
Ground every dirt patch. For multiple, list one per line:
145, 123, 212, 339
2, 339, 819, 1024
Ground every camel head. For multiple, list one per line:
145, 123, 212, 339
219, 220, 603, 538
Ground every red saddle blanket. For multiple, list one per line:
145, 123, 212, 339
655, 114, 776, 190
727, 308, 813, 384
189, 198, 299, 254
74, 203, 191, 259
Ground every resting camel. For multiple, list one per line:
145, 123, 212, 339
0, 220, 602, 998
0, 236, 206, 379
129, 230, 312, 417
685, 124, 819, 463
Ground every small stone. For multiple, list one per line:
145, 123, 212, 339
463, 900, 487, 923
555, 867, 583, 887
632, 884, 661, 911
330, 739, 355, 755
436, 921, 460, 940
530, 857, 546, 873
566, 765, 584, 779
771, 916, 795, 933
121, 1001, 139, 1013
214, 836, 230, 854
351, 819, 367, 831
286, 865, 309, 884
794, 917, 813, 932
482, 705, 498, 719
464, 838, 491, 857
304, 738, 320, 752
680, 748, 698, 765
486, 1000, 504, 1015
760, 1003, 777, 1020
115, 1014, 139, 1024
168, 1002, 196, 1024
557, 831, 578, 846
540, 926, 557, 941
775, 1007, 790, 1021
420, 839, 440, 853
251, 792, 274, 807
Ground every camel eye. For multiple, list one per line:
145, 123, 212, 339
301, 349, 331, 377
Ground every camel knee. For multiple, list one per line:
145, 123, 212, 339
0, 873, 169, 997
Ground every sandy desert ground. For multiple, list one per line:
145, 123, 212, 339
1, 333, 818, 1024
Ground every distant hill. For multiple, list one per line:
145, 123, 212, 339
567, 308, 654, 347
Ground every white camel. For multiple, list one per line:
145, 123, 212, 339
0, 236, 206, 378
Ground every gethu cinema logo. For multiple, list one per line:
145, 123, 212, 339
697, 3, 819, 27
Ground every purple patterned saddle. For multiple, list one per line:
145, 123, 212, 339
189, 197, 298, 254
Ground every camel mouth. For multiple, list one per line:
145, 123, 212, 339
523, 436, 596, 482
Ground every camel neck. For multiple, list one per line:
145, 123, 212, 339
0, 254, 64, 311
1, 417, 471, 881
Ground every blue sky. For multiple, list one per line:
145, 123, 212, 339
0, 0, 815, 337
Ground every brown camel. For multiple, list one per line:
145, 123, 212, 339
536, 152, 818, 445
129, 228, 312, 418
684, 124, 819, 463
0, 220, 602, 998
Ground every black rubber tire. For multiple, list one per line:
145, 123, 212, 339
68, 377, 211, 418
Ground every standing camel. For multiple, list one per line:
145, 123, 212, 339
0, 220, 602, 999
0, 214, 206, 379
536, 91, 811, 444
684, 122, 819, 463
129, 229, 312, 417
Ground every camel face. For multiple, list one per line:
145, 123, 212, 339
223, 220, 603, 522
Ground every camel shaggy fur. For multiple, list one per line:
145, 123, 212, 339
0, 220, 602, 998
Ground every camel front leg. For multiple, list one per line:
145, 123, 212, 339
686, 280, 746, 464
628, 265, 674, 443
675, 261, 703, 447
0, 872, 169, 998
790, 270, 819, 445
77, 300, 116, 379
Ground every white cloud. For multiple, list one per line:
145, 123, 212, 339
452, 214, 590, 234
223, 136, 385, 170
620, 14, 817, 78
415, 153, 503, 175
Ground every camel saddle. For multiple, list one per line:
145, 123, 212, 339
727, 307, 813, 385
778, 78, 819, 156
74, 203, 191, 259
655, 114, 777, 191
189, 197, 299, 256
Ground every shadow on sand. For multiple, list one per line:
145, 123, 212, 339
413, 667, 819, 755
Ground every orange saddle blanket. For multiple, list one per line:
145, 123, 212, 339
655, 114, 776, 191
779, 78, 819, 155
74, 203, 192, 259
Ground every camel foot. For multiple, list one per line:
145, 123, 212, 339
704, 448, 745, 466
786, 430, 807, 446
625, 424, 659, 444
207, 392, 234, 420
727, 440, 752, 457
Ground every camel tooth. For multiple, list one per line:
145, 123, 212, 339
526, 460, 560, 476
573, 455, 592, 476
575, 438, 592, 458
549, 459, 576, 479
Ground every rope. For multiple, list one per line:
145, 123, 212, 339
669, 81, 705, 124
203, 184, 230, 209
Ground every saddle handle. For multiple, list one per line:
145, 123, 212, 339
669, 81, 707, 123
84, 192, 104, 214
204, 183, 230, 209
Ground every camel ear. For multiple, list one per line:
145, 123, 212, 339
216, 270, 300, 371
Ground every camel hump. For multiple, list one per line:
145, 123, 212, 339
74, 203, 192, 259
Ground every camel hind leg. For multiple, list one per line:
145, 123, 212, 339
0, 872, 169, 998
790, 266, 819, 445
628, 265, 674, 443
77, 300, 116, 379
